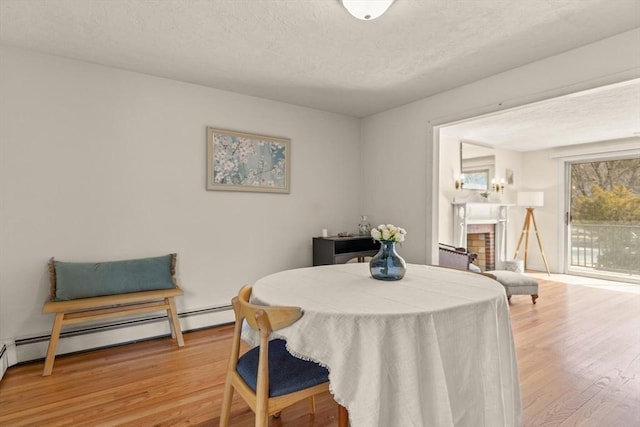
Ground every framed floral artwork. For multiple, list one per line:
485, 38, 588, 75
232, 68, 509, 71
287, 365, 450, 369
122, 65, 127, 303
206, 127, 290, 193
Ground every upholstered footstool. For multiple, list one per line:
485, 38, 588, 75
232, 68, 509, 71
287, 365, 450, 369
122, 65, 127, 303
503, 259, 524, 273
488, 270, 539, 304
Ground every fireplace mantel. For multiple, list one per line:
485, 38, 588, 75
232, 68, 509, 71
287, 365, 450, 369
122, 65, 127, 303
452, 202, 513, 270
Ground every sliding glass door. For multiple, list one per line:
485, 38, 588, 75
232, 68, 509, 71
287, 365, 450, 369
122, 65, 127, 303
567, 157, 640, 281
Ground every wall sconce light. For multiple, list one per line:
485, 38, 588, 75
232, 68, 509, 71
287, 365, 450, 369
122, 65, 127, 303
492, 178, 505, 193
455, 174, 465, 190
342, 0, 395, 20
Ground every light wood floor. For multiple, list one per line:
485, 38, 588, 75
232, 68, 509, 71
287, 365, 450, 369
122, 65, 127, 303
1, 278, 639, 426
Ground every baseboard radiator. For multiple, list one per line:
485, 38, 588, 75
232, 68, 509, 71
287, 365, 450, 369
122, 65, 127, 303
0, 343, 8, 380
7, 304, 234, 369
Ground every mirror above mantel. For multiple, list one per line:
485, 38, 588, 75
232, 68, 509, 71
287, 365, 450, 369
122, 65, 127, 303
459, 141, 495, 191
438, 133, 518, 251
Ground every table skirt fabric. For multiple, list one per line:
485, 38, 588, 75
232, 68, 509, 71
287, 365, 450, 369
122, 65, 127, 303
249, 263, 522, 427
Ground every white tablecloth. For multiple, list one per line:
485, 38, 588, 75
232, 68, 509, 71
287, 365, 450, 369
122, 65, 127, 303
250, 263, 522, 427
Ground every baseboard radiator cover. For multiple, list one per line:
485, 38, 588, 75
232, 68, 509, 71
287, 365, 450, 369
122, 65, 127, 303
0, 343, 8, 380
10, 304, 233, 367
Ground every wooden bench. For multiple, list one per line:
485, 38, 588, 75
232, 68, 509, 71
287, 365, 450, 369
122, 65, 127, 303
42, 254, 185, 376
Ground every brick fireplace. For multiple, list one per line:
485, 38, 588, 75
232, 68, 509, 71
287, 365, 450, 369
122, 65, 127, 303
452, 202, 510, 272
466, 224, 495, 271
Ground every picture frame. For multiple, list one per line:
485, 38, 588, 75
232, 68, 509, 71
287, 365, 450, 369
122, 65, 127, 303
506, 168, 514, 185
206, 127, 290, 193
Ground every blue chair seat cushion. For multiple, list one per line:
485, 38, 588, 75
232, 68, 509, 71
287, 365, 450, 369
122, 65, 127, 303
236, 339, 329, 397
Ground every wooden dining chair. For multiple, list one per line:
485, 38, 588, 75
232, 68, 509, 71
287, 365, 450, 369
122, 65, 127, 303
219, 285, 331, 427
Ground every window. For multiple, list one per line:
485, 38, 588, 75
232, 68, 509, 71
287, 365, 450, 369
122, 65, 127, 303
568, 157, 640, 279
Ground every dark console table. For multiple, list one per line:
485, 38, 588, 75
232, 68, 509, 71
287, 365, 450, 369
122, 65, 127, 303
313, 236, 380, 266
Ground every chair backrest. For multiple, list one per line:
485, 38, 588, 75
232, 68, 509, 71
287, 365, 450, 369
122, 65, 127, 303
438, 244, 471, 270
227, 285, 303, 377
234, 285, 302, 337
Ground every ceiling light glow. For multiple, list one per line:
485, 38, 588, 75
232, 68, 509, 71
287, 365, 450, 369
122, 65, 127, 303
342, 0, 394, 20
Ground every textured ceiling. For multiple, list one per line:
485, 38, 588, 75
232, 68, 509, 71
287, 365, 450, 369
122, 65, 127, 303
1, 0, 639, 119
1, 0, 639, 151
441, 79, 640, 151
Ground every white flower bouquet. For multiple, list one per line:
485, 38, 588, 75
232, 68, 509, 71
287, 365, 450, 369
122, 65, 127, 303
370, 224, 407, 243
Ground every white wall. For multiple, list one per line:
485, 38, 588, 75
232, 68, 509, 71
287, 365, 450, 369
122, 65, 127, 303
494, 147, 525, 259
0, 47, 361, 361
517, 149, 559, 272
361, 28, 640, 267
438, 134, 459, 245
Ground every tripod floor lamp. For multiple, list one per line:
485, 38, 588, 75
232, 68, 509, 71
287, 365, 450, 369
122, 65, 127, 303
513, 191, 551, 275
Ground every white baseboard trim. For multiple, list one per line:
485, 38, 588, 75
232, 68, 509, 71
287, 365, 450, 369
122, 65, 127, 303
9, 304, 234, 367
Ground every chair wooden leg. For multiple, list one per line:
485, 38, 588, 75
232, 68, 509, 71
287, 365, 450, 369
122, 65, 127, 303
255, 412, 268, 427
308, 395, 316, 414
255, 399, 268, 427
338, 404, 349, 427
43, 312, 64, 376
219, 376, 234, 427
532, 294, 538, 304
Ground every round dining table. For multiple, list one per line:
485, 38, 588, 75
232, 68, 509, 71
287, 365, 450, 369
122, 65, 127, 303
249, 263, 522, 427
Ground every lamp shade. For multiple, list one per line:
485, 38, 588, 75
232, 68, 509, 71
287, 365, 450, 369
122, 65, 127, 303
342, 0, 394, 20
517, 191, 544, 207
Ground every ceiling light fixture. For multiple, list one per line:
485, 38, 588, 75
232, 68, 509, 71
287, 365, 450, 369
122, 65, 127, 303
342, 0, 394, 20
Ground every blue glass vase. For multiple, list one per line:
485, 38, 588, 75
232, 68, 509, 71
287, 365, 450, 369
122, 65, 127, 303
369, 240, 406, 281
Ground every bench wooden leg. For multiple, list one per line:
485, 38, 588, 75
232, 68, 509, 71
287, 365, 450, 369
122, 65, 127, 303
166, 297, 184, 347
43, 312, 65, 376
166, 298, 176, 339
532, 294, 538, 304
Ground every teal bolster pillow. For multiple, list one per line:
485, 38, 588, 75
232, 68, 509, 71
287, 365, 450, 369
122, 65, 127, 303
53, 254, 176, 300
